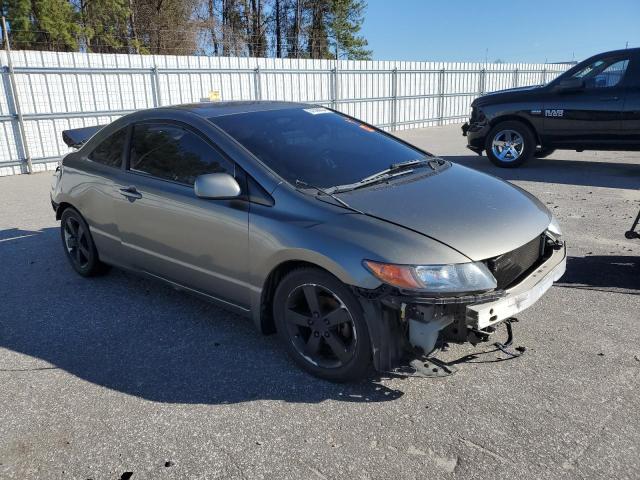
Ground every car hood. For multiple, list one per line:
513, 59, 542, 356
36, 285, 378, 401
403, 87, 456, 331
473, 85, 543, 106
336, 163, 551, 261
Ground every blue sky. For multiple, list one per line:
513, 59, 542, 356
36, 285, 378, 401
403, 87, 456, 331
360, 0, 640, 63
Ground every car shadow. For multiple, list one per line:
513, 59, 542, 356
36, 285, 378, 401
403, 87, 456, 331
446, 154, 640, 190
0, 227, 403, 404
557, 255, 640, 294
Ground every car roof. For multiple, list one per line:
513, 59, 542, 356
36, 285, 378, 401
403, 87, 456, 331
587, 47, 640, 59
160, 100, 315, 119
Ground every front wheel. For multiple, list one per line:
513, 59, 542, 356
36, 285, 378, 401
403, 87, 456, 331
485, 121, 536, 168
273, 268, 372, 382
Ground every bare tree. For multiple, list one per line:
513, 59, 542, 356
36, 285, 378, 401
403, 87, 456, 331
307, 0, 330, 59
289, 0, 302, 58
221, 0, 245, 55
208, 0, 220, 55
128, 0, 140, 53
274, 0, 282, 57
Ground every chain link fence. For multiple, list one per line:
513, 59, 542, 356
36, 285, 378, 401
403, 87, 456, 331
0, 49, 572, 176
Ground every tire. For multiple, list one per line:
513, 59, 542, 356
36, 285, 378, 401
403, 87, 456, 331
273, 267, 372, 382
534, 147, 555, 159
485, 120, 536, 168
60, 208, 109, 277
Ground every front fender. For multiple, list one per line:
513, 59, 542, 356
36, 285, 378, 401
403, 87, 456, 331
247, 208, 468, 331
483, 104, 544, 143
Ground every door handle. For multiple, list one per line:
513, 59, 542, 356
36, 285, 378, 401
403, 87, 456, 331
119, 185, 142, 200
599, 96, 619, 102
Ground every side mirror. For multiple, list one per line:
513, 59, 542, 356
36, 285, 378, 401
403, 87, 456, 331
554, 77, 584, 93
194, 173, 241, 199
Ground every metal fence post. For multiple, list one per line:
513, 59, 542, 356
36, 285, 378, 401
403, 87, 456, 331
2, 16, 32, 174
479, 68, 486, 95
254, 66, 262, 100
437, 68, 445, 125
541, 68, 547, 85
152, 66, 162, 106
513, 67, 519, 88
330, 67, 338, 110
391, 68, 398, 131
150, 67, 158, 107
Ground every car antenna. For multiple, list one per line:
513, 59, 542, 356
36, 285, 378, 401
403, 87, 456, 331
294, 179, 364, 214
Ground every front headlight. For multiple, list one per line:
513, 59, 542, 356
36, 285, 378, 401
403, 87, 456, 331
547, 216, 563, 240
364, 260, 497, 293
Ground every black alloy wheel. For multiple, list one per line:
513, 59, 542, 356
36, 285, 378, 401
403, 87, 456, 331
274, 268, 371, 381
284, 283, 357, 369
60, 208, 108, 276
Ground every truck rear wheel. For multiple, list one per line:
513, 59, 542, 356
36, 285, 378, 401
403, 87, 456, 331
485, 121, 535, 168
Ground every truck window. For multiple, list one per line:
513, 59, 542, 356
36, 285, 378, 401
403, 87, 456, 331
571, 57, 630, 88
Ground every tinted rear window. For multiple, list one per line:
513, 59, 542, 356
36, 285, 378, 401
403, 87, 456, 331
210, 108, 425, 188
88, 128, 126, 168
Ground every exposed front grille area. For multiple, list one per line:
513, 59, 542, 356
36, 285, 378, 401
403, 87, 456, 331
487, 235, 544, 289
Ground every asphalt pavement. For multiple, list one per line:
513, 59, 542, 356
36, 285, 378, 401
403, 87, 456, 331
1, 124, 639, 479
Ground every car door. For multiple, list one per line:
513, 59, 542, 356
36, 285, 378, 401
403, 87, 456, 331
621, 53, 640, 145
114, 121, 250, 310
543, 54, 630, 147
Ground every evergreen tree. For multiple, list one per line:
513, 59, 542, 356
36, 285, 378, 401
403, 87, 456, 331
304, 0, 370, 60
3, 0, 36, 48
328, 0, 370, 60
3, 0, 81, 50
32, 0, 81, 50
76, 0, 132, 53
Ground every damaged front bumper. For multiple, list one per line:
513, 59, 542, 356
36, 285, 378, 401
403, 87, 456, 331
466, 244, 566, 330
407, 243, 566, 354
357, 243, 566, 371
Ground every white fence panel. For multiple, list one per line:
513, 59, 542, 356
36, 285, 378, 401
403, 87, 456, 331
0, 50, 572, 176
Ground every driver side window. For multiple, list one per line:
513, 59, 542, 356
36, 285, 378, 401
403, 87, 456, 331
129, 123, 235, 185
572, 57, 630, 89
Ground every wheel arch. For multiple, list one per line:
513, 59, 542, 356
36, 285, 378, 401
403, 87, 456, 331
257, 258, 355, 335
489, 114, 542, 146
55, 201, 76, 220
257, 257, 406, 373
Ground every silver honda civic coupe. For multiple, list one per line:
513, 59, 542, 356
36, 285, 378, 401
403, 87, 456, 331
51, 101, 566, 381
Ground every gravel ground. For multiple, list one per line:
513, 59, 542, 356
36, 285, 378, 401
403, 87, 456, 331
1, 124, 639, 480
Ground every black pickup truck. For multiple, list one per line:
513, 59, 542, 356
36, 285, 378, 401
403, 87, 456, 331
462, 48, 640, 167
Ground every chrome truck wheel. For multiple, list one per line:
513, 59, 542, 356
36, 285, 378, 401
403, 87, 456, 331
485, 120, 535, 168
491, 129, 524, 163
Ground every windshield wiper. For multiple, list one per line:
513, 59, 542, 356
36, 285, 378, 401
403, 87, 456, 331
389, 158, 432, 171
329, 157, 445, 194
362, 158, 430, 182
294, 179, 364, 214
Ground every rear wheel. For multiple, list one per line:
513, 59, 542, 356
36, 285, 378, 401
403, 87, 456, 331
485, 121, 535, 168
273, 268, 371, 382
60, 208, 108, 276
